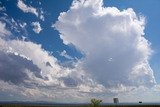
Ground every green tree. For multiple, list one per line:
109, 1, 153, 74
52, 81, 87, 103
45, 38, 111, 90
90, 98, 102, 107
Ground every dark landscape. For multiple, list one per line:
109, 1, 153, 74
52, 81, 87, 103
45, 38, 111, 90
1, 102, 160, 107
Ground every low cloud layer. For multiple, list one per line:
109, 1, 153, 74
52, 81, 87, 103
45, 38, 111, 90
54, 0, 155, 88
0, 20, 103, 101
0, 50, 42, 84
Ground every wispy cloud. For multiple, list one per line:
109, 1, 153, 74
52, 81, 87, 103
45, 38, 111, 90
60, 50, 74, 60
17, 0, 38, 17
39, 8, 45, 21
17, 0, 45, 21
0, 22, 11, 37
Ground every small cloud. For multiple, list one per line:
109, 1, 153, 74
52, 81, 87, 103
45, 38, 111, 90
17, 0, 45, 21
17, 0, 39, 17
31, 22, 42, 34
39, 8, 45, 21
108, 57, 113, 62
38, 2, 41, 5
19, 22, 27, 28
40, 14, 44, 21
60, 50, 74, 60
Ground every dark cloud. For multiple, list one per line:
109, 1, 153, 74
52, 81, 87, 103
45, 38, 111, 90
46, 61, 52, 68
61, 77, 79, 87
0, 51, 42, 85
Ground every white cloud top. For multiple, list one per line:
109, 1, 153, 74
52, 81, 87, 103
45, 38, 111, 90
54, 0, 155, 88
31, 22, 42, 34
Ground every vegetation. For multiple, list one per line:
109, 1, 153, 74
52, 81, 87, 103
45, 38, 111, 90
90, 98, 102, 107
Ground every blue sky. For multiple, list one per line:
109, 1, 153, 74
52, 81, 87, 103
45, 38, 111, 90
0, 0, 160, 103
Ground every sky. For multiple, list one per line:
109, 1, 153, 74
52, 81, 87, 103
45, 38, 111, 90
0, 0, 160, 103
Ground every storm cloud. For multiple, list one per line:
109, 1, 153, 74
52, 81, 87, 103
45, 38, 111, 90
54, 0, 155, 88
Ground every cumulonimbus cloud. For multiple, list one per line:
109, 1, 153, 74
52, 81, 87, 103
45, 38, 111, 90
54, 0, 156, 88
0, 0, 158, 102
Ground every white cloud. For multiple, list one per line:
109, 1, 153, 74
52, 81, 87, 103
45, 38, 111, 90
40, 14, 44, 21
60, 50, 74, 60
19, 22, 27, 28
17, 0, 45, 21
17, 0, 39, 17
54, 0, 156, 89
0, 10, 28, 37
31, 22, 42, 34
39, 8, 45, 21
114, 85, 160, 103
0, 20, 104, 101
0, 22, 11, 37
0, 0, 159, 102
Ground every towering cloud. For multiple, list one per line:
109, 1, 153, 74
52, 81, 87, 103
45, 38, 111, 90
54, 0, 155, 88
